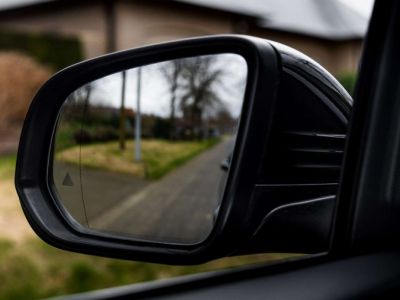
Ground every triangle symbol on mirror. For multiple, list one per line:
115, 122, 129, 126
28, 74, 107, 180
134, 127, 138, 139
62, 173, 74, 187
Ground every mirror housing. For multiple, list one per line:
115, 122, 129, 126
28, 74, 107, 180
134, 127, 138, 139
15, 35, 351, 264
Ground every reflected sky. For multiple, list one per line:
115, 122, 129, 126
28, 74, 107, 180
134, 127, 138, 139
87, 54, 247, 119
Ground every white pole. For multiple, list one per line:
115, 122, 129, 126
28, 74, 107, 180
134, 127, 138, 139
135, 67, 142, 161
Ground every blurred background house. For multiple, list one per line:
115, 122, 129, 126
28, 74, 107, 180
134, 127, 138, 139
0, 0, 368, 153
0, 0, 367, 74
0, 1, 374, 298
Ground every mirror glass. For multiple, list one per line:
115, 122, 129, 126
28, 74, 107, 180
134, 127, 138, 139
52, 53, 247, 244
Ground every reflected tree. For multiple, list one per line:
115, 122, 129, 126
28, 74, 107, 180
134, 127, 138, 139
63, 83, 92, 124
119, 70, 127, 150
180, 56, 225, 129
161, 56, 227, 139
160, 60, 184, 139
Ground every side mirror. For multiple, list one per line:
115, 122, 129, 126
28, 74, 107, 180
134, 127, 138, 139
15, 35, 351, 264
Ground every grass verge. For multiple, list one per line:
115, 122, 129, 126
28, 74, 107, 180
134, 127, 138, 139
0, 237, 297, 300
56, 138, 220, 180
0, 154, 16, 180
0, 149, 301, 300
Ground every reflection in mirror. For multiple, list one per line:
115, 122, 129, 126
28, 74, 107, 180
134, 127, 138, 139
52, 54, 248, 244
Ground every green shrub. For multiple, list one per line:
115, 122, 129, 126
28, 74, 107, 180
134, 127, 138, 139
0, 252, 41, 300
0, 52, 51, 131
66, 261, 103, 293
0, 154, 16, 180
0, 30, 83, 70
337, 72, 357, 96
0, 237, 297, 299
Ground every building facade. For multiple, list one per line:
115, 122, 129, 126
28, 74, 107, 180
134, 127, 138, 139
0, 0, 366, 74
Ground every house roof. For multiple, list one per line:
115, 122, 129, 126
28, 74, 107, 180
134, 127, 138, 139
175, 0, 368, 40
0, 0, 52, 11
0, 0, 368, 41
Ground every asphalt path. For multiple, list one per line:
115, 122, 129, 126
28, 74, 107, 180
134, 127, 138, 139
89, 140, 230, 244
53, 160, 149, 226
53, 139, 231, 245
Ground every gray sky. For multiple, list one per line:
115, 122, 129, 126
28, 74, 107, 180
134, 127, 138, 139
338, 0, 374, 17
0, 0, 376, 18
85, 54, 247, 118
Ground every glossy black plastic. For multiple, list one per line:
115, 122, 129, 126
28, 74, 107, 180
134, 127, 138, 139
15, 35, 280, 264
15, 34, 353, 264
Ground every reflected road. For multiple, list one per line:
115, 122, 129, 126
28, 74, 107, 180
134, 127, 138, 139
54, 139, 231, 244
90, 139, 230, 244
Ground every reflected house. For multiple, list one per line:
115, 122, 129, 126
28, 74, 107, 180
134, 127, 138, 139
173, 118, 205, 141
208, 110, 237, 136
0, 0, 367, 75
180, 103, 203, 139
173, 105, 234, 140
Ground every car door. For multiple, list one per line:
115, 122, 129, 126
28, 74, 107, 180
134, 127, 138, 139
52, 1, 400, 298
11, 1, 400, 299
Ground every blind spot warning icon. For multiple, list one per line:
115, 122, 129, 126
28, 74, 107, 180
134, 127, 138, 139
62, 173, 74, 187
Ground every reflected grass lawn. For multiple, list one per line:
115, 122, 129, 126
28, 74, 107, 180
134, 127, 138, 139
56, 138, 219, 180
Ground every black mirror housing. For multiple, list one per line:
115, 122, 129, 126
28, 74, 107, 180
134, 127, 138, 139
15, 35, 352, 264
